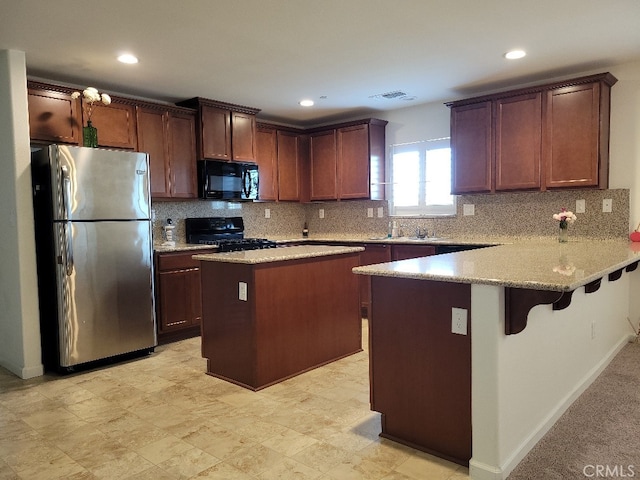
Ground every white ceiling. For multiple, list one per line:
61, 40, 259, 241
1, 0, 640, 127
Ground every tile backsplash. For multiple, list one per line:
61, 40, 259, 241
152, 188, 630, 243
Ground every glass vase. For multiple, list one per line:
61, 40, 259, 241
558, 225, 568, 243
83, 120, 98, 148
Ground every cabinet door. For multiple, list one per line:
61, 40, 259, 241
544, 83, 600, 188
277, 130, 301, 201
90, 102, 137, 149
168, 112, 198, 198
391, 244, 436, 261
137, 108, 170, 198
28, 88, 81, 144
359, 244, 391, 317
451, 102, 492, 194
201, 105, 231, 160
256, 126, 278, 201
337, 124, 370, 199
309, 130, 338, 200
231, 111, 257, 162
495, 93, 542, 191
158, 268, 200, 333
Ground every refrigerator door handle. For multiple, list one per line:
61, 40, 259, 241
61, 165, 71, 221
61, 165, 74, 275
64, 222, 74, 276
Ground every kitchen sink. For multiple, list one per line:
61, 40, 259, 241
367, 236, 445, 242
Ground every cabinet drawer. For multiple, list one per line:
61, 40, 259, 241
156, 250, 215, 271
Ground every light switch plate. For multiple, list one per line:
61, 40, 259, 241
319, 209, 325, 219
264, 208, 271, 219
238, 282, 248, 301
463, 204, 475, 216
603, 199, 612, 213
367, 208, 374, 218
377, 207, 384, 218
576, 199, 585, 214
451, 307, 468, 335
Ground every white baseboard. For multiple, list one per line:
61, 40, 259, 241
479, 334, 631, 480
0, 355, 44, 379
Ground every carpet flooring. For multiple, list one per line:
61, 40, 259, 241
508, 341, 640, 479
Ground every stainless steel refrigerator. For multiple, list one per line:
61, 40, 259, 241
31, 145, 156, 372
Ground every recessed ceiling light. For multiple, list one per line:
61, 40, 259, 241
117, 53, 139, 64
299, 99, 314, 107
504, 49, 526, 60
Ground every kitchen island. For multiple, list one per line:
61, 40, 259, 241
353, 239, 640, 478
193, 245, 364, 391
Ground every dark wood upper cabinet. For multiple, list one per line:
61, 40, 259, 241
167, 111, 197, 198
27, 83, 81, 145
450, 101, 492, 194
137, 107, 170, 197
89, 101, 137, 150
544, 81, 604, 189
276, 130, 302, 201
495, 92, 542, 191
177, 97, 260, 163
256, 124, 304, 202
448, 72, 617, 194
256, 125, 278, 201
200, 105, 231, 160
231, 111, 257, 162
136, 104, 197, 200
308, 118, 387, 201
309, 129, 338, 200
337, 123, 371, 199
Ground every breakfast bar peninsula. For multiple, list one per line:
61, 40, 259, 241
193, 245, 364, 391
353, 239, 640, 479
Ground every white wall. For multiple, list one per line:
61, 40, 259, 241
470, 273, 633, 479
0, 50, 43, 378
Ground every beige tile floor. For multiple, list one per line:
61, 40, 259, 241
0, 320, 469, 480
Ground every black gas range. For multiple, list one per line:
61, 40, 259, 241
185, 217, 278, 252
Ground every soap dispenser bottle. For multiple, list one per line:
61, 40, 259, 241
162, 218, 176, 246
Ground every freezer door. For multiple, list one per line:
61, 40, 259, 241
53, 220, 156, 367
51, 145, 150, 221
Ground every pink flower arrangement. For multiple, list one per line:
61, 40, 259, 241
553, 208, 577, 229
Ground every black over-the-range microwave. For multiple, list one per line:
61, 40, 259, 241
197, 159, 259, 200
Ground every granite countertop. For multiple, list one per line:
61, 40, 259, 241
154, 235, 501, 253
353, 238, 640, 292
192, 245, 365, 265
154, 242, 219, 253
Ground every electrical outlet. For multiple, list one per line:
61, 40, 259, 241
264, 208, 271, 219
451, 307, 468, 335
576, 199, 586, 214
463, 204, 475, 216
377, 207, 384, 218
238, 282, 247, 301
603, 199, 612, 213
319, 208, 325, 219
367, 208, 374, 218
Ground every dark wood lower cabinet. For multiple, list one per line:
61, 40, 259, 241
369, 276, 472, 466
155, 249, 214, 344
359, 243, 436, 317
199, 252, 362, 390
359, 244, 391, 317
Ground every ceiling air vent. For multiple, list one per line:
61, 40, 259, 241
369, 90, 408, 100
